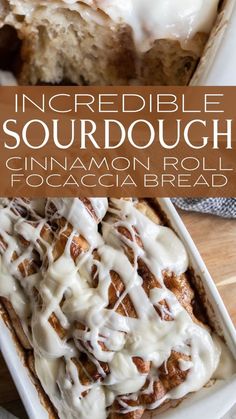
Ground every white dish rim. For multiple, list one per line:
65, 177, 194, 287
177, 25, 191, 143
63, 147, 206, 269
192, 0, 236, 86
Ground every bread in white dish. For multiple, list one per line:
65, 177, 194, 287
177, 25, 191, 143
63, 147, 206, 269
0, 0, 219, 85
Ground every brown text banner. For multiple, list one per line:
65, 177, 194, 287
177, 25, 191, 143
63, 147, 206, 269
0, 86, 235, 197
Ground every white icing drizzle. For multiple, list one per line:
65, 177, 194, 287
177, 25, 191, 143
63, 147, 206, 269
0, 197, 234, 419
75, 0, 220, 52
47, 198, 107, 247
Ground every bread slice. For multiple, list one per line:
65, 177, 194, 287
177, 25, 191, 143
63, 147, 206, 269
0, 0, 219, 86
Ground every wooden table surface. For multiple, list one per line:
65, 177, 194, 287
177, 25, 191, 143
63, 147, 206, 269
0, 209, 236, 418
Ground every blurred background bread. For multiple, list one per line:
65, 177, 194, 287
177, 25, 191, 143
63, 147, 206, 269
0, 1, 219, 85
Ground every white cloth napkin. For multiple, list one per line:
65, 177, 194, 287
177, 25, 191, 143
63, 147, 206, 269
172, 198, 236, 219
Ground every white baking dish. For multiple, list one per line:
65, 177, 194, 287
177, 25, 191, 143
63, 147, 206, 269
154, 199, 236, 419
192, 0, 236, 86
0, 198, 235, 419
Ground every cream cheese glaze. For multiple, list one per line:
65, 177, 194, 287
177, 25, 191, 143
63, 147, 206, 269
0, 197, 235, 419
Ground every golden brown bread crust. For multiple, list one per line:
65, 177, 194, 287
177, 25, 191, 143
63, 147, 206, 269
18, 26, 204, 86
159, 351, 190, 392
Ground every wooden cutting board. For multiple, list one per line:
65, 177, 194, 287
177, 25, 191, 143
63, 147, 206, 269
179, 210, 236, 326
0, 210, 236, 419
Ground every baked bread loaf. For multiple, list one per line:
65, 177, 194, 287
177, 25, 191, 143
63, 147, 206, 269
0, 197, 233, 419
0, 0, 219, 85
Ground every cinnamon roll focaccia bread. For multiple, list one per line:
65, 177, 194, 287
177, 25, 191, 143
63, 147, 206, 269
0, 0, 220, 85
0, 198, 235, 419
